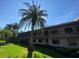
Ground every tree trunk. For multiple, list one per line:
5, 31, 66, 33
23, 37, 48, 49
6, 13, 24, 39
27, 25, 35, 58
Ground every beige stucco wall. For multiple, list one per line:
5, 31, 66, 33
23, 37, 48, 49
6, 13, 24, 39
33, 37, 79, 48
25, 21, 79, 48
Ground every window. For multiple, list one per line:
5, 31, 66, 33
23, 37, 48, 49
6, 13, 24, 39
45, 39, 49, 43
33, 39, 36, 42
51, 30, 58, 34
76, 26, 79, 33
44, 31, 48, 36
38, 31, 42, 35
68, 39, 77, 46
39, 31, 42, 33
34, 32, 36, 35
45, 39, 49, 44
26, 40, 28, 42
38, 39, 43, 42
68, 42, 77, 46
21, 34, 25, 37
52, 39, 59, 44
64, 28, 73, 33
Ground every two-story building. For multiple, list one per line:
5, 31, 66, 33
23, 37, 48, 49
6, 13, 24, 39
18, 18, 79, 48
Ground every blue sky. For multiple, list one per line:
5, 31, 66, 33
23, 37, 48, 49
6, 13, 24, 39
0, 0, 79, 31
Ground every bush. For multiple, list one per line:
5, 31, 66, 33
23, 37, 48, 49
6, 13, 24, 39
55, 48, 79, 57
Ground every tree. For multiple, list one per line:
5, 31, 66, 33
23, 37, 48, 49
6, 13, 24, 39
0, 28, 2, 39
4, 24, 13, 30
0, 29, 13, 40
11, 23, 20, 37
19, 1, 47, 57
5, 23, 20, 37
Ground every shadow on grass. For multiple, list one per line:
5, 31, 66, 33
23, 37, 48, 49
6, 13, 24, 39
27, 46, 35, 58
8, 41, 65, 58
10, 41, 29, 48
0, 43, 8, 46
27, 50, 32, 58
9, 42, 33, 58
35, 45, 65, 58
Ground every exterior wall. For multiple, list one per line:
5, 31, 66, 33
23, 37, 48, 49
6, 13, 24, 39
47, 38, 68, 48
19, 21, 79, 48
33, 37, 79, 48
66, 37, 79, 48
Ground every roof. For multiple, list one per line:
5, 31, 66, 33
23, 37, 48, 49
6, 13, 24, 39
45, 20, 79, 29
19, 18, 79, 34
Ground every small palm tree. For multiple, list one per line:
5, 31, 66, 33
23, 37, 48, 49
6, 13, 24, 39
19, 1, 47, 57
2, 29, 13, 39
5, 23, 19, 37
4, 24, 13, 30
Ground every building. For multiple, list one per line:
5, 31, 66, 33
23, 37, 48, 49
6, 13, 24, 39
18, 18, 79, 48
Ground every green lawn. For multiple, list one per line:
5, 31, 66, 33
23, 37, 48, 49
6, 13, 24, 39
0, 40, 6, 43
0, 43, 27, 58
33, 51, 52, 58
0, 40, 64, 58
34, 46, 64, 58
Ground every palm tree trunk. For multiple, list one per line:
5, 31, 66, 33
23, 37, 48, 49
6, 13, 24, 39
30, 26, 34, 46
27, 25, 35, 58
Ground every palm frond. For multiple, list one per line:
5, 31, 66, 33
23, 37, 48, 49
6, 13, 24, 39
38, 5, 41, 9
19, 1, 48, 31
23, 2, 31, 8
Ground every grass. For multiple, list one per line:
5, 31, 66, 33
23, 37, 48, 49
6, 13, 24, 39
0, 40, 64, 58
0, 43, 27, 58
0, 43, 64, 58
34, 46, 65, 58
33, 51, 52, 58
0, 40, 6, 43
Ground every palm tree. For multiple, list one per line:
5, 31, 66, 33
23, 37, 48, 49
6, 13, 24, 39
19, 1, 47, 57
4, 24, 13, 30
2, 29, 13, 39
12, 23, 19, 32
11, 23, 20, 37
5, 23, 19, 37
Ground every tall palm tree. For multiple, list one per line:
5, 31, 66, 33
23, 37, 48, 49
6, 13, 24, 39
19, 1, 47, 57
